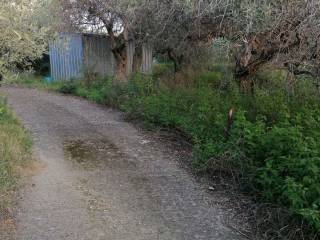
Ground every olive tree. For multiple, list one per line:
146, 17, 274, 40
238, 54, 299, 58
0, 0, 49, 79
231, 0, 320, 90
57, 0, 232, 79
56, 0, 320, 88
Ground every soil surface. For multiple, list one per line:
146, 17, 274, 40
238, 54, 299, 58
0, 87, 249, 240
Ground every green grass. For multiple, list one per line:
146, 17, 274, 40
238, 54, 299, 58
4, 73, 62, 91
0, 97, 32, 215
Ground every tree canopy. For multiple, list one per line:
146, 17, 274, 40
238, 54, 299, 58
0, 0, 49, 78
2, 0, 320, 85
55, 0, 320, 86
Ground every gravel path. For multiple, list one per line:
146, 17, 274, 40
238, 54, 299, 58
0, 87, 247, 240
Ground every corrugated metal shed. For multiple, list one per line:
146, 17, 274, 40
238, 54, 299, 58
49, 33, 115, 81
83, 35, 115, 78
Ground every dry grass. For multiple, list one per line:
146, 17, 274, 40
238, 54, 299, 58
0, 97, 31, 222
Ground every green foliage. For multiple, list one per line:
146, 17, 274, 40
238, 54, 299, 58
229, 111, 320, 229
0, 0, 49, 77
59, 81, 77, 94
152, 63, 174, 79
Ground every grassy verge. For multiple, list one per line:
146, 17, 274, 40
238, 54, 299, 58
0, 97, 32, 218
4, 74, 62, 91
17, 66, 320, 238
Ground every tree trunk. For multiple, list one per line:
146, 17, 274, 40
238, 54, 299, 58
108, 23, 135, 83
238, 76, 254, 94
114, 52, 128, 82
132, 47, 142, 73
167, 49, 183, 81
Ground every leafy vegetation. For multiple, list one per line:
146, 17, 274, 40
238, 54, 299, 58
0, 0, 51, 79
0, 97, 31, 215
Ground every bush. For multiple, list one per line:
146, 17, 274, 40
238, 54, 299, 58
58, 81, 77, 94
122, 74, 320, 234
229, 112, 320, 230
152, 63, 174, 79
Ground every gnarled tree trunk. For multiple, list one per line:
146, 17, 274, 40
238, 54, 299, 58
234, 21, 302, 93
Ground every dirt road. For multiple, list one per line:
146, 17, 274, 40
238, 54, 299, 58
0, 87, 247, 240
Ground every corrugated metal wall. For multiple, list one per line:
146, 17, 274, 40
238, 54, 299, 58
83, 35, 115, 78
50, 33, 83, 81
141, 43, 153, 74
126, 40, 135, 76
50, 33, 153, 81
50, 33, 116, 81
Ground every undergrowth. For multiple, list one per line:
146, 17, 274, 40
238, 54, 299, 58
0, 97, 31, 218
22, 65, 320, 239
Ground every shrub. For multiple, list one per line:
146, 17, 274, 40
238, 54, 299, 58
122, 74, 320, 234
58, 81, 77, 94
231, 113, 320, 231
152, 63, 174, 79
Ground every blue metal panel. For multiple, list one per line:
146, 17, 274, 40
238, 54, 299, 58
49, 33, 83, 81
50, 33, 116, 81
